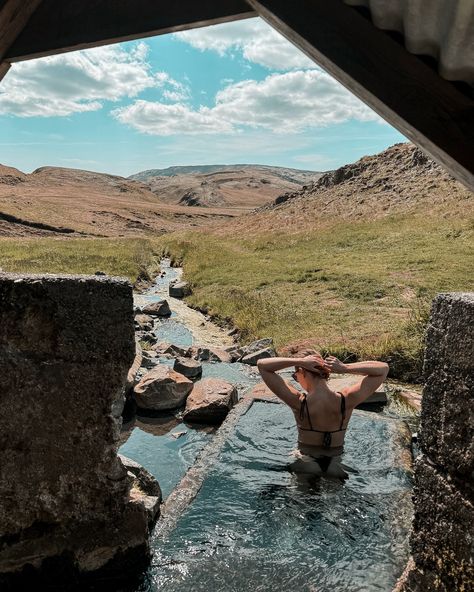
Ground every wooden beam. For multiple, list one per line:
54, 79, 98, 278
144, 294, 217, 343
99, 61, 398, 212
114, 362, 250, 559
5, 0, 256, 62
0, 0, 43, 83
0, 60, 10, 84
247, 0, 474, 191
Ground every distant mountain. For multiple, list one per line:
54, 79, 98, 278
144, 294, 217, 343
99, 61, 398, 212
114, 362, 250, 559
130, 163, 318, 181
129, 164, 323, 210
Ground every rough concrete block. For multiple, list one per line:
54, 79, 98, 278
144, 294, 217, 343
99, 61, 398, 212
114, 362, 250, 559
419, 293, 474, 478
0, 274, 153, 585
408, 455, 474, 591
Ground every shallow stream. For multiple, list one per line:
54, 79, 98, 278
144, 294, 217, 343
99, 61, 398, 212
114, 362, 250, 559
119, 259, 416, 591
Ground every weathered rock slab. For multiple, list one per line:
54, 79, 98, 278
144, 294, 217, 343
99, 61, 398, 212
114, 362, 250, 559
420, 293, 474, 477
183, 378, 238, 424
0, 273, 153, 586
134, 365, 193, 411
408, 455, 474, 591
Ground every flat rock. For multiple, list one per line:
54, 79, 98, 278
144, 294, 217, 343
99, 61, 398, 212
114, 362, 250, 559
169, 280, 191, 298
183, 378, 238, 424
142, 300, 171, 317
240, 347, 275, 365
173, 356, 202, 379
134, 365, 193, 411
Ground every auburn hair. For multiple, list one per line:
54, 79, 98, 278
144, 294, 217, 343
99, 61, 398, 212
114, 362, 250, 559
294, 349, 330, 380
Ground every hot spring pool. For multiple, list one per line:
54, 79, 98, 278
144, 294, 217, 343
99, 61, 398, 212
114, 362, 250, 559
132, 400, 412, 592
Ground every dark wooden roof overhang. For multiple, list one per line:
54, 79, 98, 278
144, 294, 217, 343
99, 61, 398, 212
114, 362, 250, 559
0, 0, 473, 191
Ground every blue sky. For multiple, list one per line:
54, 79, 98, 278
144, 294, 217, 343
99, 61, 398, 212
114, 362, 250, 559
0, 17, 405, 177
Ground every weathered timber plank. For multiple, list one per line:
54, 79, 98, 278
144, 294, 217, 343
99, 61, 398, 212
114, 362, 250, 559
247, 0, 474, 191
0, 0, 42, 58
5, 0, 256, 61
0, 60, 9, 83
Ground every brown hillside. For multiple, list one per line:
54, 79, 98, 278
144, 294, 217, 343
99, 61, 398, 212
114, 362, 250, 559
217, 143, 473, 236
0, 165, 235, 238
134, 166, 321, 211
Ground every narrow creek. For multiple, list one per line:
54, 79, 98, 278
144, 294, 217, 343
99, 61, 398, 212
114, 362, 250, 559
119, 259, 417, 592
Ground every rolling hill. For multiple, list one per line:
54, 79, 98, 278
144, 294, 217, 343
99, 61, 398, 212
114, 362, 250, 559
129, 164, 322, 210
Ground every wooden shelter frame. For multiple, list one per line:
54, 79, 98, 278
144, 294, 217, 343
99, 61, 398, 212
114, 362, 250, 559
0, 0, 473, 190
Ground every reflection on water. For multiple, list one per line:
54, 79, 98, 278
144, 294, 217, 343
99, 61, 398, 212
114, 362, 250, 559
119, 419, 214, 499
142, 403, 412, 592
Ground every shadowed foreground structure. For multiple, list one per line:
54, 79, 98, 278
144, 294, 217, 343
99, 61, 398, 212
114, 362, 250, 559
395, 293, 474, 591
0, 274, 158, 589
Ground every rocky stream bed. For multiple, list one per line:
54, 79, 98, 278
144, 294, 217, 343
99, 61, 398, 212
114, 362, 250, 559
118, 259, 419, 592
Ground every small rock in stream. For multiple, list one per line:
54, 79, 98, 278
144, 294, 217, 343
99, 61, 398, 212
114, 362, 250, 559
142, 300, 171, 317
174, 357, 203, 379
134, 365, 193, 411
153, 342, 189, 357
169, 280, 191, 298
134, 313, 154, 331
183, 378, 238, 424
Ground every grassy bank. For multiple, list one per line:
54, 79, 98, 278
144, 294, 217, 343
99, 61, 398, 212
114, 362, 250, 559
155, 213, 473, 380
0, 237, 160, 285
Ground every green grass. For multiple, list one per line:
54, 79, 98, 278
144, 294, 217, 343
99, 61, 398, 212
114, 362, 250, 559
0, 237, 160, 285
156, 213, 474, 380
1, 212, 472, 381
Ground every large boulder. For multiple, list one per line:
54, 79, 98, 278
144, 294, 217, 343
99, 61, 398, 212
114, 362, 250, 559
183, 378, 238, 424
173, 357, 202, 379
169, 280, 191, 298
142, 300, 171, 317
240, 347, 275, 366
134, 365, 193, 411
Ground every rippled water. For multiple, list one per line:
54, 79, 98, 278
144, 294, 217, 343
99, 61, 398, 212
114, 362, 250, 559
124, 260, 414, 591
139, 402, 412, 592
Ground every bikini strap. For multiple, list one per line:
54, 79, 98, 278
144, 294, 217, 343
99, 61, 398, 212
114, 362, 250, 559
299, 393, 313, 430
339, 393, 346, 430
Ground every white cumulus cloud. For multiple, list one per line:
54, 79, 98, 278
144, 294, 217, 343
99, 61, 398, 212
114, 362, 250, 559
174, 18, 316, 70
0, 42, 170, 117
112, 69, 380, 136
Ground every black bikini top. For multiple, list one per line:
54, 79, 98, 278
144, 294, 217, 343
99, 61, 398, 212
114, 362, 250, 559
298, 391, 346, 448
